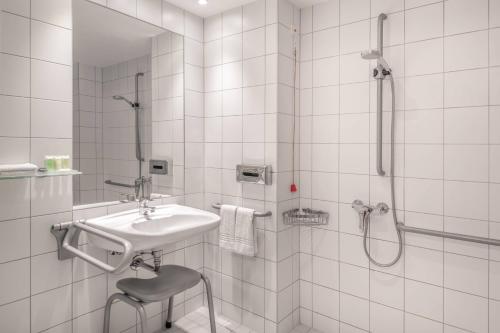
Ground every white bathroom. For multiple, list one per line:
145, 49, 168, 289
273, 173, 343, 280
0, 0, 499, 332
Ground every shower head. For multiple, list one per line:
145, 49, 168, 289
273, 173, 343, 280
361, 49, 391, 70
113, 95, 135, 108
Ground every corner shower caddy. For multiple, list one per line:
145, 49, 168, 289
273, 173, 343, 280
283, 208, 329, 226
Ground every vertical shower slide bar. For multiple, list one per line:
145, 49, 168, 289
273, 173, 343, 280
376, 13, 387, 176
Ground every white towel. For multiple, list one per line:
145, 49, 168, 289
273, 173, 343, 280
0, 163, 38, 173
219, 205, 238, 252
218, 205, 257, 256
234, 207, 256, 257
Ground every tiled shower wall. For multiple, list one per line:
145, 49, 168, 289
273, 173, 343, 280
297, 0, 500, 332
73, 63, 104, 205
201, 0, 303, 332
0, 0, 205, 332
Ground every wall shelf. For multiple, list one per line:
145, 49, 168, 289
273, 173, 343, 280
0, 169, 81, 180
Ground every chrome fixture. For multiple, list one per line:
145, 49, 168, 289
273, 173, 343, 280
136, 176, 155, 215
211, 203, 272, 217
351, 200, 389, 232
397, 224, 500, 246
236, 164, 272, 185
51, 220, 134, 273
358, 13, 403, 267
282, 208, 329, 226
361, 13, 388, 177
112, 72, 145, 175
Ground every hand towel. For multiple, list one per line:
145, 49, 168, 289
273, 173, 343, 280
0, 163, 38, 173
233, 207, 256, 257
219, 204, 238, 252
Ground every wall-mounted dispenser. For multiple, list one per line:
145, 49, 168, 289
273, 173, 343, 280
149, 159, 169, 175
236, 165, 272, 185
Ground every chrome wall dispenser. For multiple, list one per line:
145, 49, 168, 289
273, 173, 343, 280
236, 164, 272, 185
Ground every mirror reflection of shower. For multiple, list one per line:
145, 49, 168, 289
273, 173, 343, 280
113, 72, 145, 177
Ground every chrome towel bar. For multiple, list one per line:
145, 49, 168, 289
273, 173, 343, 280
397, 223, 500, 247
211, 203, 272, 217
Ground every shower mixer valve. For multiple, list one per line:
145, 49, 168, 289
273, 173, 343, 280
351, 200, 390, 232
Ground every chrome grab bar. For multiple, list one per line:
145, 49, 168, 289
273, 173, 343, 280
397, 223, 500, 247
211, 203, 272, 217
62, 221, 134, 274
105, 179, 136, 188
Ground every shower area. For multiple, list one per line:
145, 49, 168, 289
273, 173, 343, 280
275, 0, 500, 332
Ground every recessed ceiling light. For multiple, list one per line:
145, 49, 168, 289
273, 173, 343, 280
198, 0, 208, 5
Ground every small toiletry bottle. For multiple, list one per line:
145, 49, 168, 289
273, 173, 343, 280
54, 156, 62, 170
61, 155, 70, 170
44, 156, 55, 170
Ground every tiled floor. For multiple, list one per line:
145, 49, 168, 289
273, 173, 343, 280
162, 307, 259, 333
288, 325, 322, 333
162, 308, 322, 333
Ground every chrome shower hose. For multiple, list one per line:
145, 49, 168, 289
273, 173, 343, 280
362, 74, 403, 267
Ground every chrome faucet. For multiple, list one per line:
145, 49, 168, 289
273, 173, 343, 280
135, 176, 155, 215
352, 200, 389, 232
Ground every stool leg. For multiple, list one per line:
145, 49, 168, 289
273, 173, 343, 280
165, 296, 174, 329
201, 274, 216, 333
103, 293, 122, 333
136, 303, 148, 333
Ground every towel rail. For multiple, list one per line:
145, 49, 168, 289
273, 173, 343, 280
211, 203, 272, 217
397, 223, 500, 247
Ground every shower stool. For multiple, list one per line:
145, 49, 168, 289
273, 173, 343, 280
103, 265, 216, 333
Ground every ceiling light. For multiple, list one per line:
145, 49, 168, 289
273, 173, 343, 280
198, 0, 208, 5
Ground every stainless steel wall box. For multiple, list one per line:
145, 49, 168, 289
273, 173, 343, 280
236, 164, 272, 185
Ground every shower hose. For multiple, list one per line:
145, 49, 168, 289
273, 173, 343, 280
362, 74, 403, 267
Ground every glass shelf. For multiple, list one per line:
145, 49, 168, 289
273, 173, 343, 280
0, 169, 81, 180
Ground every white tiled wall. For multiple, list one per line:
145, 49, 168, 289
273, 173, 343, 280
201, 1, 303, 332
73, 63, 104, 205
297, 0, 500, 332
0, 0, 204, 332
152, 31, 186, 198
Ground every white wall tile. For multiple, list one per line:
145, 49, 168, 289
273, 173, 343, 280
0, 218, 29, 264
0, 12, 29, 57
31, 0, 72, 28
0, 299, 30, 333
31, 285, 72, 332
405, 279, 443, 322
31, 60, 72, 102
444, 289, 488, 333
31, 20, 72, 65
444, 0, 488, 35
0, 259, 30, 305
405, 3, 443, 43
0, 54, 29, 97
444, 31, 488, 72
444, 69, 488, 108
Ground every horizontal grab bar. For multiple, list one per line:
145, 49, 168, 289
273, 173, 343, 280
105, 180, 136, 188
397, 223, 500, 247
212, 203, 272, 217
62, 221, 134, 274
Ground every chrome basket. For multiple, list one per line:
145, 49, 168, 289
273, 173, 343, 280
283, 208, 329, 225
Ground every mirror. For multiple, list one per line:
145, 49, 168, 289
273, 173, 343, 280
72, 0, 184, 206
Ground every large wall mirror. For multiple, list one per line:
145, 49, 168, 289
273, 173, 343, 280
72, 0, 185, 206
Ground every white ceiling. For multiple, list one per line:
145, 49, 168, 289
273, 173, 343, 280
73, 0, 164, 68
164, 0, 327, 18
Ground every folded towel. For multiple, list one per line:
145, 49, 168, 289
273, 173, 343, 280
234, 207, 256, 257
219, 205, 238, 252
0, 163, 38, 173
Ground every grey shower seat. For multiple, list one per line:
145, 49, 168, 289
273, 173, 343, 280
103, 265, 216, 333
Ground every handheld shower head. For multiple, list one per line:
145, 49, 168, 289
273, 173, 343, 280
113, 95, 135, 108
361, 49, 391, 71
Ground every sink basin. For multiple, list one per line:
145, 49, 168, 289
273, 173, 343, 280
85, 204, 220, 251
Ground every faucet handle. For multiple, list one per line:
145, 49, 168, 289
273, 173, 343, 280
352, 200, 371, 232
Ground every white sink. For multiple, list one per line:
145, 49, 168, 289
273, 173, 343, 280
85, 204, 220, 251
